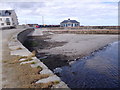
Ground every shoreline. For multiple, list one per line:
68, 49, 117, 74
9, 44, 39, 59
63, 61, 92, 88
24, 34, 118, 70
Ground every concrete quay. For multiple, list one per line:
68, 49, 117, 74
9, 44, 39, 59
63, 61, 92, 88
1, 28, 69, 89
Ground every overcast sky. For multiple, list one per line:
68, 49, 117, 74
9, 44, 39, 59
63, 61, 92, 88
0, 0, 119, 26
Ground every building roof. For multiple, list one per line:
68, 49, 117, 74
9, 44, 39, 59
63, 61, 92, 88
61, 18, 79, 23
0, 10, 14, 16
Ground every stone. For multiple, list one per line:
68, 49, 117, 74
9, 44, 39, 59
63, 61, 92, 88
30, 62, 48, 69
52, 81, 70, 88
20, 60, 36, 65
39, 69, 53, 75
19, 58, 27, 61
11, 49, 31, 56
53, 67, 62, 74
35, 75, 61, 84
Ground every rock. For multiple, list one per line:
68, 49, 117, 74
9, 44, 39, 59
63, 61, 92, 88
53, 68, 62, 74
35, 75, 60, 84
39, 69, 53, 75
19, 58, 27, 61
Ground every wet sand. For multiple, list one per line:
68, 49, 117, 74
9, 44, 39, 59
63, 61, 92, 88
24, 34, 118, 70
38, 34, 118, 59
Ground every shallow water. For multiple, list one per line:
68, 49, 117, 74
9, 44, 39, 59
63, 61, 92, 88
58, 41, 119, 88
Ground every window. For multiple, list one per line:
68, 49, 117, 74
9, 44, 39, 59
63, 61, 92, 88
6, 18, 10, 22
5, 18, 11, 25
66, 24, 67, 27
5, 10, 11, 15
74, 24, 76, 26
71, 24, 73, 27
6, 22, 10, 25
1, 23, 4, 26
0, 18, 2, 21
68, 24, 70, 26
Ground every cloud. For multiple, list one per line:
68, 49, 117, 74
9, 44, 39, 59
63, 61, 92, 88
0, 0, 118, 25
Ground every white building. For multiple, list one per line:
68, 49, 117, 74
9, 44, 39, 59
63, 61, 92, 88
60, 18, 80, 27
0, 10, 18, 28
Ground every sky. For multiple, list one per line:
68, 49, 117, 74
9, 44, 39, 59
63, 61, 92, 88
0, 0, 119, 26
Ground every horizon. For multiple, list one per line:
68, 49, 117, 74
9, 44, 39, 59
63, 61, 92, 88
0, 0, 119, 26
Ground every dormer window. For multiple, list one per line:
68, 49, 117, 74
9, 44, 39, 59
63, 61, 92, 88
5, 10, 11, 15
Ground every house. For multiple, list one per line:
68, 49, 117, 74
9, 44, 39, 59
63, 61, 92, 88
60, 18, 80, 27
0, 10, 18, 28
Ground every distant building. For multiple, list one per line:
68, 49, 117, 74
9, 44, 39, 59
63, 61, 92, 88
27, 24, 38, 27
60, 18, 80, 27
0, 10, 18, 28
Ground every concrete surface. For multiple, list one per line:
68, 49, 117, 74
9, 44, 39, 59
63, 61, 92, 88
35, 75, 61, 84
1, 28, 25, 89
0, 30, 2, 89
1, 28, 69, 88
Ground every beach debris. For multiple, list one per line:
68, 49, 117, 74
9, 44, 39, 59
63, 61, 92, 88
39, 56, 48, 60
53, 67, 62, 74
69, 61, 75, 65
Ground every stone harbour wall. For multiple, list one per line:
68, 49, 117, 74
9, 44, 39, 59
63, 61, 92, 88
8, 28, 70, 88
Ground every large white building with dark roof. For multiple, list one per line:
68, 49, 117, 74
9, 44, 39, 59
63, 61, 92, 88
0, 10, 18, 28
60, 18, 80, 27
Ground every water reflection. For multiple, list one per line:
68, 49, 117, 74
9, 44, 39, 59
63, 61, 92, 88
59, 41, 119, 88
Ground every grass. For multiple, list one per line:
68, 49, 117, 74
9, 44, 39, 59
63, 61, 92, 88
53, 80, 60, 84
16, 47, 22, 50
26, 58, 33, 61
39, 74, 50, 79
3, 61, 7, 63
37, 66, 42, 69
31, 62, 36, 64
21, 58, 33, 62
9, 62, 15, 64
13, 40, 18, 42
37, 66, 43, 71
18, 51, 36, 61
18, 56, 28, 60
37, 80, 60, 88
12, 37, 15, 39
